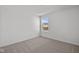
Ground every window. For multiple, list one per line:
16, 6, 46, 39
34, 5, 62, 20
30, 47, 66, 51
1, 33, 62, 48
41, 16, 48, 30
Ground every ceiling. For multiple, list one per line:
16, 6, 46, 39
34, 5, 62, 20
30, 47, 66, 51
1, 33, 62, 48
0, 5, 78, 16
24, 5, 78, 16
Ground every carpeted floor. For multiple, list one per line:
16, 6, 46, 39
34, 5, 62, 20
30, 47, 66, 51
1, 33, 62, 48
0, 36, 79, 53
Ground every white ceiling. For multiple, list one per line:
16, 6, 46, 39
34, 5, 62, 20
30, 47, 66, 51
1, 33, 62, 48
24, 5, 78, 16
0, 5, 78, 16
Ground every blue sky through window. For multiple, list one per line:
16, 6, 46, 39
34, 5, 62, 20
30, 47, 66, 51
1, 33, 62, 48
41, 16, 48, 24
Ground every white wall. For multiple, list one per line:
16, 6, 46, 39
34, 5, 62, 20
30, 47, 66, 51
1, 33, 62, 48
41, 6, 79, 45
0, 7, 2, 40
0, 6, 39, 47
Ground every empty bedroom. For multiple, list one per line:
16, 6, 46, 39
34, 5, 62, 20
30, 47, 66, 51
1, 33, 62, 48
0, 5, 79, 53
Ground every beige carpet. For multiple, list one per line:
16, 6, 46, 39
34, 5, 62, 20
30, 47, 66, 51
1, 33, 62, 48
0, 36, 79, 53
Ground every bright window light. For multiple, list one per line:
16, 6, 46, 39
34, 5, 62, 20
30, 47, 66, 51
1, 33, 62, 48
41, 16, 48, 24
41, 16, 48, 30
